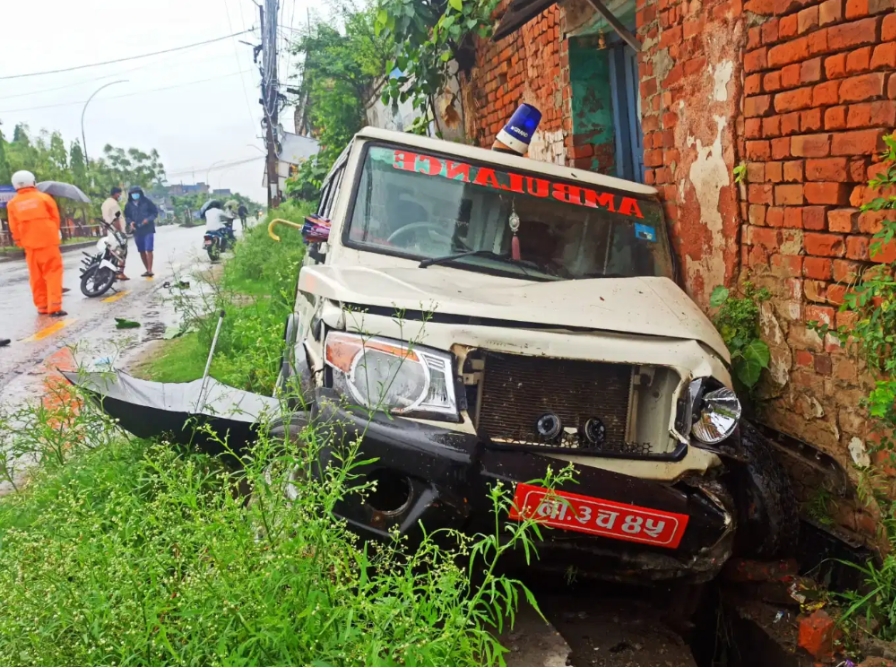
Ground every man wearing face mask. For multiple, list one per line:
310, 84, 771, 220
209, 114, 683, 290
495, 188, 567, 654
124, 185, 158, 277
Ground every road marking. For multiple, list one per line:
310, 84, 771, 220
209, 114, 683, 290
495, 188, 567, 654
102, 290, 130, 303
23, 318, 76, 342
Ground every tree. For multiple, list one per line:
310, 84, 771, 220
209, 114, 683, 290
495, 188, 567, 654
69, 141, 87, 189
0, 122, 11, 186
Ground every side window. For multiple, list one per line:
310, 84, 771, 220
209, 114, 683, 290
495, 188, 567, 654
316, 180, 333, 217
320, 166, 345, 219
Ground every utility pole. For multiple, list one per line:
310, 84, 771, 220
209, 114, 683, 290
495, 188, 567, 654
260, 0, 281, 209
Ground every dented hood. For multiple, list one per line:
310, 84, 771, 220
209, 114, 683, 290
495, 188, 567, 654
299, 265, 730, 362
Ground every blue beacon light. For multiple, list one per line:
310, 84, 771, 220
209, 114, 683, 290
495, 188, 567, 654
492, 103, 542, 156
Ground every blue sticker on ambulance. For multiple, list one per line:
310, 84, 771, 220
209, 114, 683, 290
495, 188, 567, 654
634, 223, 657, 242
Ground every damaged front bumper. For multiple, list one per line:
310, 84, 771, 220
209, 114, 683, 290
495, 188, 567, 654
311, 390, 735, 584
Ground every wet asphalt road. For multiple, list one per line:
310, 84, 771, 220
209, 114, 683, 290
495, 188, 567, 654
0, 224, 220, 389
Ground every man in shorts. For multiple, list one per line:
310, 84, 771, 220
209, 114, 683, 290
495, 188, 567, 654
124, 186, 158, 277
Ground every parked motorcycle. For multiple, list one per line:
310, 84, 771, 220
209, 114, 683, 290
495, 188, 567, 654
203, 220, 235, 262
80, 218, 127, 298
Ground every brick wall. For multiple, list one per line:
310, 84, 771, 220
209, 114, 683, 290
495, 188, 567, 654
463, 1, 572, 164
736, 0, 895, 496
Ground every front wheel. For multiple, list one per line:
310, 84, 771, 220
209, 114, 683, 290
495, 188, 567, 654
80, 265, 115, 297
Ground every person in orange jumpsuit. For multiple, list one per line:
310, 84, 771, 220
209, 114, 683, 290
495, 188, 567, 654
8, 170, 67, 317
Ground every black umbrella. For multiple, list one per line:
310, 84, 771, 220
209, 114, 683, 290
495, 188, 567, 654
36, 181, 91, 203
61, 370, 281, 457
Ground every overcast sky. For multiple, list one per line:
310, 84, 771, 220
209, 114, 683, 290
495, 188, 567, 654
0, 0, 315, 203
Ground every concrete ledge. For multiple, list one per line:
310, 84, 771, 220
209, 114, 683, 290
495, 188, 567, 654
0, 240, 98, 263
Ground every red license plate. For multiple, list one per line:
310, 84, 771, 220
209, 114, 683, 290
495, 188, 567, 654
508, 483, 690, 549
204, 240, 212, 246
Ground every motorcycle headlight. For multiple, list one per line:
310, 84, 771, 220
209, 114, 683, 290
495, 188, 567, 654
324, 331, 458, 421
689, 380, 742, 445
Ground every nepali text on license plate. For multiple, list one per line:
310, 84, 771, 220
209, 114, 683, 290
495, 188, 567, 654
508, 483, 689, 549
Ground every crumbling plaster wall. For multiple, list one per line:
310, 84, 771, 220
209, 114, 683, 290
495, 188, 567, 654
636, 0, 746, 309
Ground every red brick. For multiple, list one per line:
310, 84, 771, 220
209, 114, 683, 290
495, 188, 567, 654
749, 204, 767, 225
784, 160, 805, 181
745, 0, 776, 14
850, 185, 865, 206
780, 116, 802, 141
827, 283, 848, 305
848, 100, 896, 127
806, 232, 847, 256
889, 72, 896, 98
849, 158, 869, 180
824, 106, 847, 129
776, 184, 805, 205
747, 140, 772, 160
806, 304, 837, 326
750, 225, 781, 250
804, 256, 833, 279
644, 149, 664, 167
767, 206, 785, 227
748, 26, 762, 49
745, 48, 768, 73
800, 57, 822, 84
798, 610, 840, 662
784, 206, 803, 228
846, 47, 873, 74
871, 240, 896, 263
749, 183, 775, 204
808, 29, 830, 56
781, 63, 802, 89
762, 17, 780, 43
828, 17, 882, 50
846, 235, 869, 259
806, 157, 848, 180
833, 258, 861, 281
745, 73, 763, 95
796, 350, 815, 366
768, 38, 809, 67
828, 208, 860, 232
802, 109, 823, 132
819, 0, 843, 25
745, 94, 773, 117
792, 133, 831, 157
814, 81, 841, 106
779, 14, 799, 38
805, 182, 851, 204
803, 205, 827, 230
771, 253, 804, 276
885, 13, 896, 40
772, 136, 791, 159
767, 161, 784, 182
748, 162, 767, 182
871, 42, 896, 70
831, 129, 886, 155
762, 116, 782, 137
839, 72, 887, 102
776, 87, 814, 112
845, 0, 869, 17
746, 118, 762, 138
858, 209, 887, 233
805, 279, 828, 302
763, 71, 782, 92
825, 53, 847, 79
798, 6, 819, 32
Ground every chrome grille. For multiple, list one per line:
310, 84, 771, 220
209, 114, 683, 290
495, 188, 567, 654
478, 352, 641, 454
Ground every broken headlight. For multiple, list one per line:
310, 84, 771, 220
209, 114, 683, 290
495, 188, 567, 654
324, 331, 458, 420
687, 379, 742, 445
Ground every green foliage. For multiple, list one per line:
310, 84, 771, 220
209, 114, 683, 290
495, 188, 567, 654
375, 0, 498, 135
709, 283, 771, 392
286, 3, 391, 201
733, 162, 747, 184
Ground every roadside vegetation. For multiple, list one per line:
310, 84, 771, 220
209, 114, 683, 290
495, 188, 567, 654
0, 200, 546, 665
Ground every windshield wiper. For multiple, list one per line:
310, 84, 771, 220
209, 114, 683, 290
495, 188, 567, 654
420, 249, 517, 269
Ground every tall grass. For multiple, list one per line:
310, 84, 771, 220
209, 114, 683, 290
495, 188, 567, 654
0, 200, 555, 666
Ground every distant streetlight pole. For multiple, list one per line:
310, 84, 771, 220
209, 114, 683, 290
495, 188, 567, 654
81, 80, 128, 165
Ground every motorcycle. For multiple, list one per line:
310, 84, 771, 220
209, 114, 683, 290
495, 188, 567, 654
80, 218, 127, 298
203, 219, 235, 262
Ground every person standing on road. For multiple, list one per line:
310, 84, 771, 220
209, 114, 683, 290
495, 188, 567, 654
7, 170, 67, 317
124, 185, 158, 278
237, 202, 248, 227
101, 186, 130, 281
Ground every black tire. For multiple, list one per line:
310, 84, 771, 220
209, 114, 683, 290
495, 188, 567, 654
207, 243, 221, 262
731, 421, 800, 558
80, 265, 115, 297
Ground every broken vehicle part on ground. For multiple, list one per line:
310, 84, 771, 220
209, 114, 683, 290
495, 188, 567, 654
268, 124, 800, 583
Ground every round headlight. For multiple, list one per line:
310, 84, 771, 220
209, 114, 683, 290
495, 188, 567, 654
691, 387, 742, 445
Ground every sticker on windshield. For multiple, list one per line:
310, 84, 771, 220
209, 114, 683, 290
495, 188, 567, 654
387, 149, 646, 220
634, 223, 657, 242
